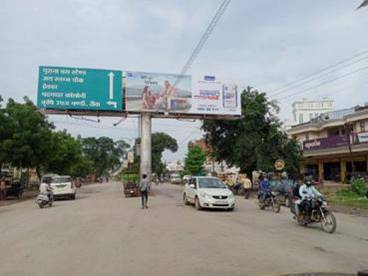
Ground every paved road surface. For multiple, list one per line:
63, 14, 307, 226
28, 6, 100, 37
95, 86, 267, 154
0, 182, 367, 276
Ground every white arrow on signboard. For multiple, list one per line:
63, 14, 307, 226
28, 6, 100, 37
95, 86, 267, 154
107, 101, 117, 109
108, 72, 114, 100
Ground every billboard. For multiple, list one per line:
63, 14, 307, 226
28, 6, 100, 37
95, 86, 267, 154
37, 66, 242, 116
38, 66, 123, 111
125, 71, 192, 113
190, 75, 241, 115
125, 72, 241, 115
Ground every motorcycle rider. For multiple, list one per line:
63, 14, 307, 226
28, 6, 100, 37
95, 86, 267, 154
259, 172, 271, 201
296, 175, 323, 220
39, 178, 53, 202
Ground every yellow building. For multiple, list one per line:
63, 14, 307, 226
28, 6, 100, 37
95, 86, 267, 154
287, 105, 368, 183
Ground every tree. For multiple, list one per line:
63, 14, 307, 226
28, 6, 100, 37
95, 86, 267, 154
0, 97, 54, 177
184, 145, 206, 176
45, 130, 92, 177
152, 132, 178, 176
202, 87, 302, 177
130, 132, 178, 176
81, 137, 126, 177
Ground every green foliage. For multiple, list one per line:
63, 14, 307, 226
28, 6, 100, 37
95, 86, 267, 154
351, 179, 367, 197
131, 132, 178, 176
330, 187, 368, 210
44, 130, 93, 177
122, 173, 139, 182
202, 87, 303, 177
152, 132, 178, 176
0, 97, 128, 178
0, 97, 54, 173
184, 145, 206, 176
81, 136, 126, 177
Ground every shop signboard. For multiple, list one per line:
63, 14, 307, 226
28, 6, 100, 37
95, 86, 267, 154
357, 132, 368, 143
303, 135, 348, 151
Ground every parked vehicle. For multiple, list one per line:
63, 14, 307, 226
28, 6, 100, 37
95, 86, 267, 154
291, 196, 336, 234
36, 193, 53, 208
183, 176, 235, 211
4, 180, 24, 199
170, 174, 182, 185
258, 191, 281, 213
122, 173, 139, 197
50, 176, 76, 200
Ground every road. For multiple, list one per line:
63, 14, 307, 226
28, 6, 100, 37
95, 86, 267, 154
0, 182, 367, 276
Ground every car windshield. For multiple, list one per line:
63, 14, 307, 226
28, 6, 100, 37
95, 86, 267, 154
51, 177, 71, 183
198, 178, 226, 189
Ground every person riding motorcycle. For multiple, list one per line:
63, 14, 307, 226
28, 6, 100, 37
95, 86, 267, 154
39, 178, 53, 202
259, 173, 271, 201
296, 175, 323, 220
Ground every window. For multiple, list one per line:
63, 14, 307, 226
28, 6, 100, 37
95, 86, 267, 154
299, 113, 303, 124
309, 113, 313, 120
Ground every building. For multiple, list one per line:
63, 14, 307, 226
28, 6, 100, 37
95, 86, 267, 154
287, 105, 368, 183
189, 139, 240, 175
292, 98, 334, 125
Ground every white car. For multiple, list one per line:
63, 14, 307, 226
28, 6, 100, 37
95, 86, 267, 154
170, 174, 182, 184
183, 176, 235, 211
50, 176, 76, 200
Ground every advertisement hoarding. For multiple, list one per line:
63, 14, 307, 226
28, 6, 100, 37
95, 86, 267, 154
37, 66, 123, 111
125, 72, 241, 115
190, 75, 241, 115
125, 71, 192, 113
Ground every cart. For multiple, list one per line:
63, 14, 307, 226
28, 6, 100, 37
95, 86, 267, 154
122, 173, 139, 197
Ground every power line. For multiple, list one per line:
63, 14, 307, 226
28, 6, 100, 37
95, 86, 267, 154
268, 50, 368, 96
282, 74, 368, 105
174, 0, 231, 87
276, 65, 368, 101
269, 55, 368, 98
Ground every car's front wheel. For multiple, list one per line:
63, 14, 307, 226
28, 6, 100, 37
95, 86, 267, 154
71, 194, 76, 200
195, 197, 202, 210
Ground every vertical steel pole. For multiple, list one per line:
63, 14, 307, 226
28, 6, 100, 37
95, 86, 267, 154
140, 113, 152, 181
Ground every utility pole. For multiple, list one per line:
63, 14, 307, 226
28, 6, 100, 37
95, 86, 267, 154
140, 113, 152, 181
345, 122, 355, 176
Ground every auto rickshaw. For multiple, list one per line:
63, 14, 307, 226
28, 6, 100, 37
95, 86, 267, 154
122, 173, 139, 197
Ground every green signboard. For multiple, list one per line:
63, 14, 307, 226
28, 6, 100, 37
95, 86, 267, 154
37, 66, 123, 111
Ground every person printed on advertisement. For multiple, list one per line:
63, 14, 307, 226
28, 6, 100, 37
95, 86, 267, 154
157, 80, 177, 110
142, 86, 156, 109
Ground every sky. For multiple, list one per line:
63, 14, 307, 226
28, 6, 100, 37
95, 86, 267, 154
1, 0, 368, 162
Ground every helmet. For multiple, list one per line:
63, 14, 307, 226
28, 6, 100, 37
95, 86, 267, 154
304, 175, 313, 186
281, 171, 288, 179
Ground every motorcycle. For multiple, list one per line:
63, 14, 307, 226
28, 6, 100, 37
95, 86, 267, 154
36, 193, 53, 208
258, 190, 280, 213
291, 196, 336, 234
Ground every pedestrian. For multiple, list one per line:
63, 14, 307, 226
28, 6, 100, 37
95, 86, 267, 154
242, 173, 252, 199
139, 174, 150, 209
0, 179, 6, 201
